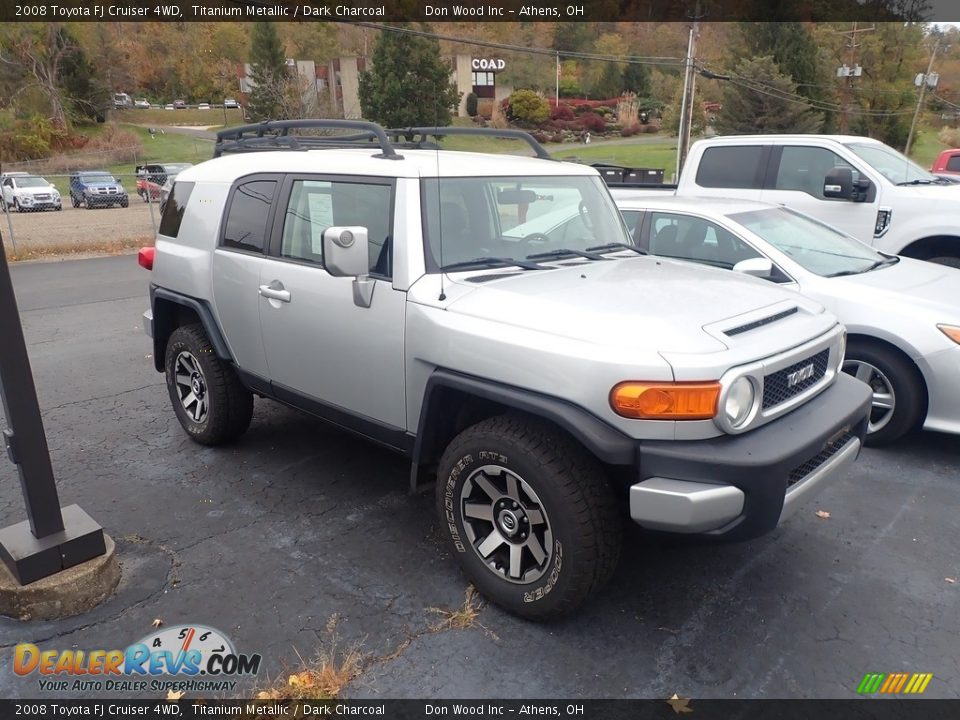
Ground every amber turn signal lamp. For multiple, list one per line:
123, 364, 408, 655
937, 324, 960, 345
610, 381, 721, 420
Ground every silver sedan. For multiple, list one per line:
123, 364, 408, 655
613, 194, 960, 445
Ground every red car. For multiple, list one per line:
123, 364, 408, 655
930, 148, 960, 175
135, 163, 193, 203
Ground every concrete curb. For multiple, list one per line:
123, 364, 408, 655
0, 535, 121, 621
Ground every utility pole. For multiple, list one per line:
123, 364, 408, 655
905, 35, 944, 156
675, 12, 699, 181
555, 52, 560, 107
836, 23, 873, 134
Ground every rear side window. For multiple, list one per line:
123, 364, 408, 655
222, 180, 276, 253
947, 155, 960, 172
158, 181, 194, 238
695, 146, 765, 189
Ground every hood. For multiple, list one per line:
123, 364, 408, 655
828, 256, 960, 316
443, 257, 824, 354
896, 183, 960, 201
16, 185, 57, 196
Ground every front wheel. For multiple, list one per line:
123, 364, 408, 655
120, 197, 129, 208
164, 324, 253, 445
436, 415, 621, 620
842, 341, 925, 446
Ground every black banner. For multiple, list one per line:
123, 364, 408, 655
0, 0, 947, 23
3, 699, 959, 719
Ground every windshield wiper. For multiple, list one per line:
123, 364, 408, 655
896, 179, 935, 186
586, 242, 647, 255
826, 256, 899, 277
440, 256, 546, 272
525, 248, 608, 261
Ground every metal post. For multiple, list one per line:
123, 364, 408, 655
555, 52, 560, 107
675, 21, 697, 181
0, 228, 105, 584
3, 201, 15, 255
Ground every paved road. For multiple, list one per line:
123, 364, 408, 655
0, 256, 957, 700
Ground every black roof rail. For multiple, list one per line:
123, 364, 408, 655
386, 127, 553, 160
213, 119, 403, 160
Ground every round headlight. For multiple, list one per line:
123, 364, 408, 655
724, 376, 756, 428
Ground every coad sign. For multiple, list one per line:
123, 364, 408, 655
472, 58, 506, 72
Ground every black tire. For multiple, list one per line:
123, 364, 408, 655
928, 256, 960, 268
71, 194, 80, 208
164, 324, 253, 446
14, 199, 22, 213
436, 415, 621, 620
120, 197, 129, 208
843, 340, 925, 446
139, 190, 148, 203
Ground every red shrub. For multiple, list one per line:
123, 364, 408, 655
578, 112, 607, 133
550, 103, 575, 121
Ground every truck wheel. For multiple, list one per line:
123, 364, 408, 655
842, 341, 924, 446
164, 324, 253, 446
928, 256, 960, 268
71, 195, 80, 208
436, 415, 621, 620
120, 197, 129, 208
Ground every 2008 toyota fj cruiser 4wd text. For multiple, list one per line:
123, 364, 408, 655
140, 120, 872, 619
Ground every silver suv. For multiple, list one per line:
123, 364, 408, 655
140, 120, 871, 619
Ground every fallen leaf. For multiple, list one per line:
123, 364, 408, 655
152, 618, 163, 628
946, 577, 957, 584
166, 690, 184, 700
815, 510, 831, 519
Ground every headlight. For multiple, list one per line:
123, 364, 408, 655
723, 376, 756, 429
938, 324, 960, 344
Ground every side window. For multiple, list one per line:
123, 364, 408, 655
158, 182, 194, 238
775, 146, 859, 199
620, 210, 643, 238
222, 180, 276, 253
695, 146, 765, 189
279, 179, 392, 277
649, 212, 761, 269
946, 155, 960, 172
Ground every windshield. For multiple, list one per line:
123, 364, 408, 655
18, 177, 50, 188
846, 142, 937, 185
422, 175, 631, 270
162, 164, 192, 174
730, 207, 886, 277
84, 174, 115, 183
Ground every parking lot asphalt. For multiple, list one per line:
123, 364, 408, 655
0, 255, 957, 700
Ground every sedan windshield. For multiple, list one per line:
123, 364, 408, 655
84, 174, 114, 183
845, 142, 938, 185
730, 207, 889, 277
422, 175, 631, 270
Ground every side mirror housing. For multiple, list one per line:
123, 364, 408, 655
733, 257, 774, 279
323, 226, 369, 277
823, 167, 853, 199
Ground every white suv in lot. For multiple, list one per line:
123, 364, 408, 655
139, 120, 871, 619
1, 173, 62, 212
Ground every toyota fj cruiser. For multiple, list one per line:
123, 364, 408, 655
140, 120, 871, 619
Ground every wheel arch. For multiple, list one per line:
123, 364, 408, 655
845, 332, 929, 419
150, 287, 233, 372
898, 235, 960, 262
410, 369, 636, 492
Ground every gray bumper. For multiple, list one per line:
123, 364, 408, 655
142, 309, 154, 338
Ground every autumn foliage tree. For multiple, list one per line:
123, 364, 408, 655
247, 22, 288, 121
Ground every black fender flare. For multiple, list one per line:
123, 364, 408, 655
150, 286, 232, 372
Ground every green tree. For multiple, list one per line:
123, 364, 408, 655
621, 62, 651, 97
594, 63, 624, 100
505, 89, 549, 125
56, 27, 110, 122
715, 56, 823, 135
247, 22, 288, 121
552, 23, 591, 53
358, 26, 460, 127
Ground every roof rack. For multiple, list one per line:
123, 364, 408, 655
213, 119, 403, 159
386, 127, 553, 160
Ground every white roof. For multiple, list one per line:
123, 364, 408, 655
614, 194, 777, 216
178, 149, 599, 183
694, 134, 883, 145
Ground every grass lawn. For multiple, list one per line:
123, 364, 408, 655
554, 142, 678, 175
113, 107, 244, 127
907, 126, 948, 168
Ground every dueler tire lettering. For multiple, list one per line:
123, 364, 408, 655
435, 414, 621, 621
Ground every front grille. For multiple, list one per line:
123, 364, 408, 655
787, 430, 855, 487
762, 349, 829, 409
34, 194, 51, 201
93, 187, 118, 195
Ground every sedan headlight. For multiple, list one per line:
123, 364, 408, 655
723, 376, 756, 429
938, 324, 960, 344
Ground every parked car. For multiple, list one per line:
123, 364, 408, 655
613, 194, 960, 445
137, 119, 870, 619
1, 174, 62, 212
157, 166, 193, 215
113, 92, 132, 109
136, 163, 193, 202
197, 102, 211, 111
69, 171, 128, 209
164, 104, 175, 111
134, 98, 151, 109
173, 99, 187, 109
223, 98, 239, 109
611, 135, 960, 267
930, 148, 960, 176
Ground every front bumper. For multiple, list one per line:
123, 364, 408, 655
15, 197, 60, 210
630, 372, 871, 541
917, 343, 960, 435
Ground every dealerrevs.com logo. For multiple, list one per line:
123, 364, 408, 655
15, 624, 261, 694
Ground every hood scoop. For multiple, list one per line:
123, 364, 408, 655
465, 272, 523, 283
723, 306, 798, 336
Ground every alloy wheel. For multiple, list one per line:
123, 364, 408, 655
174, 351, 209, 423
843, 359, 895, 434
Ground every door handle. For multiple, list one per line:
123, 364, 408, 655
258, 283, 291, 303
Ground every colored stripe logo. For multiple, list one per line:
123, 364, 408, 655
857, 672, 933, 694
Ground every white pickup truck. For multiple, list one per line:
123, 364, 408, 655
607, 134, 960, 267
